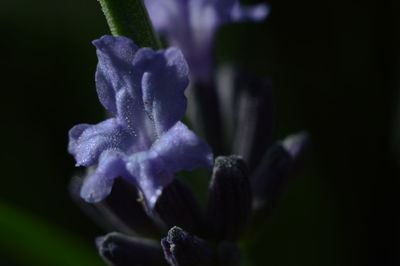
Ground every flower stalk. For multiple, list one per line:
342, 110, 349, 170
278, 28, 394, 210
98, 0, 161, 49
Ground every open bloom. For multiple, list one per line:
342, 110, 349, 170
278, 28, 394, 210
144, 0, 269, 83
68, 35, 213, 210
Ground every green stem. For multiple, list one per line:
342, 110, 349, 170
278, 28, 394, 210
98, 0, 161, 49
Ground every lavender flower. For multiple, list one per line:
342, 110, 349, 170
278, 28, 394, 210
144, 0, 269, 83
68, 35, 213, 210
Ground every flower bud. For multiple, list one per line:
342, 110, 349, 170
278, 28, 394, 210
207, 156, 251, 241
96, 232, 166, 266
251, 131, 309, 214
232, 67, 274, 173
154, 178, 205, 235
161, 226, 214, 266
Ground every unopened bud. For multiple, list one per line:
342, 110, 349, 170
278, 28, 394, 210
207, 156, 251, 241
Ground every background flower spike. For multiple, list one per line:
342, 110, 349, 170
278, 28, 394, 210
251, 131, 310, 218
232, 67, 274, 173
144, 0, 269, 83
161, 226, 215, 266
70, 175, 161, 238
187, 80, 224, 156
153, 178, 205, 235
96, 232, 167, 266
207, 155, 252, 241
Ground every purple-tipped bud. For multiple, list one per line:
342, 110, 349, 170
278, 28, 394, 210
154, 179, 205, 235
232, 68, 274, 173
161, 226, 214, 266
251, 131, 309, 213
282, 131, 310, 169
251, 144, 292, 210
96, 232, 166, 266
70, 176, 160, 237
207, 156, 252, 241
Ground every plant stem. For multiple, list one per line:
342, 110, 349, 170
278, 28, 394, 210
98, 0, 161, 49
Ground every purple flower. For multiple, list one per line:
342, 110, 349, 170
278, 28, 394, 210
144, 0, 269, 83
68, 35, 213, 210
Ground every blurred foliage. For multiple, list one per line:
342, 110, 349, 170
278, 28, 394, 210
0, 0, 399, 265
0, 201, 102, 266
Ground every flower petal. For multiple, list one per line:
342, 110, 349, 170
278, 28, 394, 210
93, 35, 140, 114
94, 36, 189, 139
125, 151, 172, 210
140, 48, 189, 135
152, 121, 214, 173
68, 118, 133, 167
68, 123, 91, 155
125, 122, 212, 211
115, 88, 156, 149
80, 151, 127, 203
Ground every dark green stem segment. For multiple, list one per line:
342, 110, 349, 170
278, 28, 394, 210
98, 0, 162, 49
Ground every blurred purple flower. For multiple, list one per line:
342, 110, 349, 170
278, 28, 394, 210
68, 35, 213, 210
144, 0, 269, 83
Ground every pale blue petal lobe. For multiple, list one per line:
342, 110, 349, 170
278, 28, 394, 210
152, 122, 214, 172
69, 118, 133, 167
94, 35, 139, 113
80, 151, 126, 203
141, 48, 189, 135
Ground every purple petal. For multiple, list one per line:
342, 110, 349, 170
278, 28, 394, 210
152, 121, 214, 172
93, 35, 140, 114
80, 151, 126, 203
68, 118, 133, 167
140, 47, 189, 135
96, 40, 189, 137
125, 151, 172, 210
68, 123, 91, 155
94, 36, 157, 144
115, 88, 156, 148
125, 122, 213, 210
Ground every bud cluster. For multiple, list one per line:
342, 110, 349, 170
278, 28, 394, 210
72, 131, 308, 266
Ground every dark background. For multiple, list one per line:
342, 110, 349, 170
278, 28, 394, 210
0, 0, 399, 265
